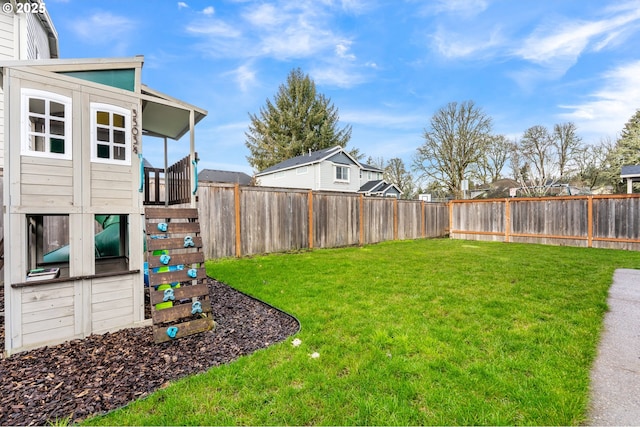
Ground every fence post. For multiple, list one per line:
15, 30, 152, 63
359, 194, 365, 246
448, 201, 453, 237
393, 198, 398, 241
421, 201, 425, 238
588, 196, 593, 248
308, 190, 314, 249
505, 199, 510, 243
234, 184, 242, 257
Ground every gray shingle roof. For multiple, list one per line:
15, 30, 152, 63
359, 180, 383, 192
360, 163, 383, 172
621, 165, 640, 177
198, 169, 252, 185
256, 146, 343, 175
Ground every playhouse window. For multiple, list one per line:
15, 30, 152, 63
27, 214, 70, 279
94, 214, 130, 274
21, 89, 72, 159
91, 103, 131, 165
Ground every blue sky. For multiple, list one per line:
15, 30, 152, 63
45, 0, 640, 176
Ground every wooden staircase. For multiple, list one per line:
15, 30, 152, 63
145, 207, 214, 343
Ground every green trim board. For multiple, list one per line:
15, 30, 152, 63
58, 69, 136, 91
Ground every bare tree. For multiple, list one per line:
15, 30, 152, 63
575, 138, 610, 191
385, 158, 415, 199
512, 125, 556, 195
413, 100, 492, 199
474, 134, 511, 185
553, 122, 582, 181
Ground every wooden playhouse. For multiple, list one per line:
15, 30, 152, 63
1, 56, 213, 355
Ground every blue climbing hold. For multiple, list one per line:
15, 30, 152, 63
157, 222, 168, 232
187, 268, 197, 278
159, 254, 171, 265
163, 288, 175, 302
184, 235, 195, 248
191, 301, 203, 315
166, 326, 178, 338
176, 264, 184, 271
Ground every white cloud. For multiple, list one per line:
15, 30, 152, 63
311, 66, 364, 88
557, 60, 640, 140
336, 41, 356, 60
514, 7, 640, 71
202, 6, 215, 16
178, 2, 188, 9
340, 109, 424, 129
70, 12, 135, 43
228, 64, 257, 92
431, 25, 504, 59
423, 0, 489, 18
243, 3, 282, 27
186, 0, 350, 60
186, 20, 241, 38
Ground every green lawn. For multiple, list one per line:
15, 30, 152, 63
88, 239, 640, 425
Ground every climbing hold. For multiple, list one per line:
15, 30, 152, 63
187, 268, 197, 278
163, 288, 175, 302
157, 222, 168, 232
184, 235, 195, 248
166, 326, 178, 339
191, 301, 203, 315
176, 264, 184, 271
159, 254, 171, 265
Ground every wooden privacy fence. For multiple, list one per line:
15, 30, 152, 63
197, 183, 449, 259
449, 194, 640, 251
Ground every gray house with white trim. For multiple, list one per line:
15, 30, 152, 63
255, 145, 401, 197
621, 165, 640, 193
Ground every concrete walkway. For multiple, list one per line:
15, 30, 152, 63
589, 268, 640, 425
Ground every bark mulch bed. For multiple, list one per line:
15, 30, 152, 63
0, 279, 300, 426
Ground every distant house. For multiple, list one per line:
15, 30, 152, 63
359, 180, 402, 198
199, 169, 252, 185
621, 165, 640, 194
254, 146, 401, 197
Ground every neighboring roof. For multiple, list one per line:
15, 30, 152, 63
256, 145, 348, 176
198, 169, 252, 185
359, 179, 384, 192
621, 165, 640, 178
360, 163, 383, 172
358, 180, 402, 196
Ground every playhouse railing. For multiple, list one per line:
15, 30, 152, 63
143, 153, 194, 206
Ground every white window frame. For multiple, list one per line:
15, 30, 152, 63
296, 166, 308, 175
90, 103, 132, 165
275, 171, 286, 179
335, 165, 350, 182
21, 89, 72, 160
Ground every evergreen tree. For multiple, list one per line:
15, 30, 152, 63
604, 109, 640, 192
245, 68, 352, 171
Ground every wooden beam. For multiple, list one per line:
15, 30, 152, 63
587, 196, 593, 248
421, 201, 425, 238
359, 194, 364, 246
308, 190, 314, 249
235, 183, 242, 257
153, 317, 214, 343
505, 199, 510, 243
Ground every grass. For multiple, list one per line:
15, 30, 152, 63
86, 239, 640, 425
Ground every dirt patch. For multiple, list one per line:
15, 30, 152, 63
0, 280, 299, 426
